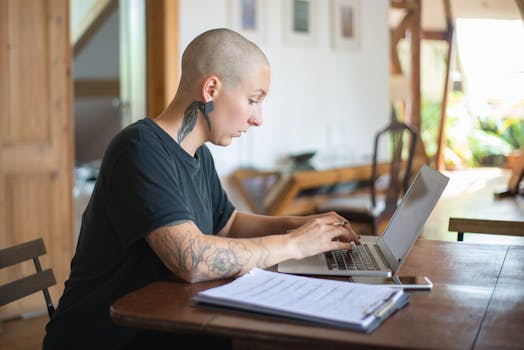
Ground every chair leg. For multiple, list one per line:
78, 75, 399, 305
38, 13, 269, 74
33, 257, 55, 318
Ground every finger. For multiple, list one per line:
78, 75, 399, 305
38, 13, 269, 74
328, 226, 353, 244
321, 211, 350, 225
309, 215, 347, 227
330, 222, 359, 243
331, 239, 353, 251
335, 232, 360, 247
331, 220, 349, 227
331, 240, 352, 251
344, 222, 360, 244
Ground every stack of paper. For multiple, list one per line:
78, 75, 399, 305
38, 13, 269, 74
193, 268, 409, 333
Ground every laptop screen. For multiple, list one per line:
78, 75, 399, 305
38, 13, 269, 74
378, 165, 449, 272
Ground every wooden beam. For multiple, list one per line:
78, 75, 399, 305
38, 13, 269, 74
422, 31, 447, 41
390, 0, 418, 10
407, 0, 421, 129
516, 0, 524, 22
405, 0, 428, 162
146, 0, 180, 118
396, 30, 448, 42
72, 0, 118, 56
390, 12, 414, 74
443, 0, 453, 27
390, 8, 414, 125
74, 79, 119, 98
435, 0, 454, 170
391, 12, 414, 46
435, 32, 453, 170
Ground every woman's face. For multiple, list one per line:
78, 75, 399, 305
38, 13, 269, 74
208, 63, 270, 147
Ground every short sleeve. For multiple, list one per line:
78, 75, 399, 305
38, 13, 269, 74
210, 164, 235, 233
197, 145, 235, 233
211, 171, 235, 233
104, 141, 193, 248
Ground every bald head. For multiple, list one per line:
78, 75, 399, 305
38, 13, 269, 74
178, 28, 269, 92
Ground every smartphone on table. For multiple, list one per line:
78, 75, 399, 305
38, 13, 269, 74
350, 275, 433, 290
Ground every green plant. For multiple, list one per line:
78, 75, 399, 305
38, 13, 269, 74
461, 114, 524, 166
467, 128, 513, 165
441, 91, 524, 167
420, 99, 441, 159
500, 117, 524, 149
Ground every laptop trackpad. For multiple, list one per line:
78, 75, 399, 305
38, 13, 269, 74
277, 254, 325, 274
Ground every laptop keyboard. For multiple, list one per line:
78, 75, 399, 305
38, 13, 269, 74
325, 244, 381, 271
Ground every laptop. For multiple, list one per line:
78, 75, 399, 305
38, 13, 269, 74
277, 165, 449, 277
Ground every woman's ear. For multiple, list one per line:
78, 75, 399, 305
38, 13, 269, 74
202, 75, 221, 102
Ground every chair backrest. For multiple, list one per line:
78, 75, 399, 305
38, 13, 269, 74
0, 238, 56, 318
231, 168, 281, 214
449, 217, 524, 242
371, 115, 417, 210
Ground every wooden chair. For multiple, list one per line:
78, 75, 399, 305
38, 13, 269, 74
231, 168, 281, 214
0, 238, 56, 318
317, 116, 418, 235
448, 217, 524, 242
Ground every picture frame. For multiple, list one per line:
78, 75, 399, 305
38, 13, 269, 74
331, 0, 361, 50
282, 0, 318, 46
228, 0, 266, 45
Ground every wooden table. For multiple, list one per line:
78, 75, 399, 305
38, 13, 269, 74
111, 240, 524, 349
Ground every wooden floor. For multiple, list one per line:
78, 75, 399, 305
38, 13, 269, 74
0, 312, 48, 350
1, 167, 523, 350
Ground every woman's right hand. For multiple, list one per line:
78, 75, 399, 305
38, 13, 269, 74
286, 214, 358, 260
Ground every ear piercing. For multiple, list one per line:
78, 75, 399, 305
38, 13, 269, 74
197, 100, 213, 131
203, 100, 214, 114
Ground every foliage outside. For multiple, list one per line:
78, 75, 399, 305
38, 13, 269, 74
400, 24, 524, 169
442, 93, 524, 169
415, 42, 524, 169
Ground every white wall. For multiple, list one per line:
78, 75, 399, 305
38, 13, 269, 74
179, 0, 390, 179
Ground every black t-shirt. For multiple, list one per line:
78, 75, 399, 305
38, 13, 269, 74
43, 118, 235, 349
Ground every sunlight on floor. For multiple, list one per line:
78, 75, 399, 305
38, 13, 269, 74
422, 167, 524, 245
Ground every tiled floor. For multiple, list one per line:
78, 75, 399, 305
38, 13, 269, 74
422, 167, 524, 245
1, 167, 523, 349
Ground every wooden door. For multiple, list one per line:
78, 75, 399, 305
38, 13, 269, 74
0, 0, 73, 320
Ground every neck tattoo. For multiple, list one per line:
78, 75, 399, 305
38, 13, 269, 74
177, 101, 211, 143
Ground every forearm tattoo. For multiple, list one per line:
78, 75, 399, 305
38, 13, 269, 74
253, 237, 271, 267
177, 101, 211, 143
206, 244, 249, 276
154, 225, 257, 280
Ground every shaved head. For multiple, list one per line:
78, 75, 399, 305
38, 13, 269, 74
178, 28, 269, 92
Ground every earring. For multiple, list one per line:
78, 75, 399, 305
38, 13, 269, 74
204, 100, 214, 114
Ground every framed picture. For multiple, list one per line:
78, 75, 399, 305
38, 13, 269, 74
331, 0, 361, 50
282, 0, 318, 46
228, 0, 266, 45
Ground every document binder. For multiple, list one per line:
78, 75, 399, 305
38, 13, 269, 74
193, 268, 409, 333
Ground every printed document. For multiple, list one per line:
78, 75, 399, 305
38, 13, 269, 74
193, 268, 409, 332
